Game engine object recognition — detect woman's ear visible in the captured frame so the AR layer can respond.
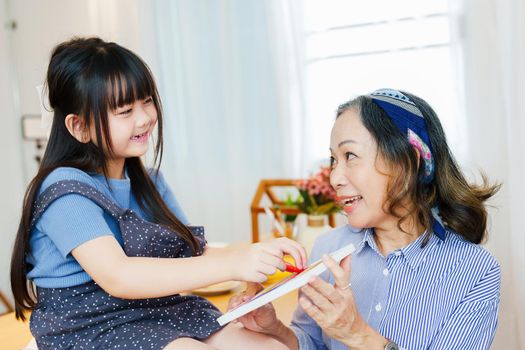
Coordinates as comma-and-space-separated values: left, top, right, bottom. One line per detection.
64, 114, 91, 143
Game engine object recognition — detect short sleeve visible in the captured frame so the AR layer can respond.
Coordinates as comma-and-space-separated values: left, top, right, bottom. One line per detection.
150, 170, 190, 225
35, 169, 115, 258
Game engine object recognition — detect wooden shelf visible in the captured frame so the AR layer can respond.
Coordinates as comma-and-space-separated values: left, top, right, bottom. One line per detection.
250, 179, 335, 242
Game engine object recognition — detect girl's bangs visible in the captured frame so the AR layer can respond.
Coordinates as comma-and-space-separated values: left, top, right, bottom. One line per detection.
105, 58, 156, 111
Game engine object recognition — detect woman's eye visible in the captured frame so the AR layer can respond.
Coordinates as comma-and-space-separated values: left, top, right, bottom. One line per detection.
329, 156, 336, 169
345, 152, 356, 160
144, 97, 153, 104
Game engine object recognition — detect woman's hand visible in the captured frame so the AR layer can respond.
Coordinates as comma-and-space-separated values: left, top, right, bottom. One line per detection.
228, 282, 299, 349
226, 237, 307, 283
227, 282, 281, 334
299, 255, 387, 349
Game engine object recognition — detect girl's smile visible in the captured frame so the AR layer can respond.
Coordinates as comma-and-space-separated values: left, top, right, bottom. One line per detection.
130, 130, 150, 144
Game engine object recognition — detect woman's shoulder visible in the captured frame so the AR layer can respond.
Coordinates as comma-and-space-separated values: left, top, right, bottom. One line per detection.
440, 231, 500, 276
432, 231, 501, 303
40, 167, 99, 194
447, 232, 498, 263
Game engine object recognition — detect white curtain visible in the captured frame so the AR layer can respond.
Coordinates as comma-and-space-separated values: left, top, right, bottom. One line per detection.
265, 0, 308, 177
450, 0, 525, 348
150, 0, 306, 243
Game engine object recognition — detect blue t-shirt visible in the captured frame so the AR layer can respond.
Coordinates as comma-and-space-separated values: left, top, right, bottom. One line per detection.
26, 167, 189, 288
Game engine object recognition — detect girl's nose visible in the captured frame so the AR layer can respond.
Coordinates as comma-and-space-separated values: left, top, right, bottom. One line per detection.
136, 108, 152, 128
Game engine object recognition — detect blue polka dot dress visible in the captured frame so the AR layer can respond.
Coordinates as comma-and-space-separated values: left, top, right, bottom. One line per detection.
29, 180, 223, 349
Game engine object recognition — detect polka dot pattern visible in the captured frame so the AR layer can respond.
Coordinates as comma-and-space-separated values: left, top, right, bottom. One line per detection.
29, 180, 223, 349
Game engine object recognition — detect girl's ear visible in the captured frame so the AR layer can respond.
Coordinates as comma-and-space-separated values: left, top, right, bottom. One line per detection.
65, 114, 91, 143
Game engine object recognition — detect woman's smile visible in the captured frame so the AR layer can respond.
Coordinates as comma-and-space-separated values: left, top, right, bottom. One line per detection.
336, 195, 363, 214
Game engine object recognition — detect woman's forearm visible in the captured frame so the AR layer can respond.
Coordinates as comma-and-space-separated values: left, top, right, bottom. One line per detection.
267, 321, 300, 350
342, 321, 388, 350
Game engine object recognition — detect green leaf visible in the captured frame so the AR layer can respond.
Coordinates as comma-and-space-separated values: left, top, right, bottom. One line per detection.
316, 202, 336, 214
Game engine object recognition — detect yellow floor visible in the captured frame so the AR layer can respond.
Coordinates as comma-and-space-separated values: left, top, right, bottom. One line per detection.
0, 288, 298, 350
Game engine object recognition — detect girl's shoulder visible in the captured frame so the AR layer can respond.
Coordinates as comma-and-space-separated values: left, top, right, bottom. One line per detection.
40, 167, 99, 194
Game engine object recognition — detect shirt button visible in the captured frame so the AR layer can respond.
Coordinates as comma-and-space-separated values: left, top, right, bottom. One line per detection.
375, 303, 382, 312
394, 250, 402, 257
383, 268, 389, 276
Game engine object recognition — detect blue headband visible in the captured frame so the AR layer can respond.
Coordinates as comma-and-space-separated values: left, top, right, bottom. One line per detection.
370, 89, 446, 240
370, 89, 434, 183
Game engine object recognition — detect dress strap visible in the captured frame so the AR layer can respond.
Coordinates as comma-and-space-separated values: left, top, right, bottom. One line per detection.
31, 180, 125, 229
31, 179, 207, 258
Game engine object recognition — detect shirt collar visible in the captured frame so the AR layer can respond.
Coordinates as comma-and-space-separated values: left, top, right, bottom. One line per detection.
400, 231, 442, 270
355, 227, 444, 271
431, 206, 446, 241
354, 228, 380, 256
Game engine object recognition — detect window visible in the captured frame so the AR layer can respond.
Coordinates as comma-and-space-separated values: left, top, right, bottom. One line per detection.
301, 0, 463, 165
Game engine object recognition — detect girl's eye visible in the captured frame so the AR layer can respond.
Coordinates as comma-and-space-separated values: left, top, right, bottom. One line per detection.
144, 97, 153, 104
117, 108, 132, 115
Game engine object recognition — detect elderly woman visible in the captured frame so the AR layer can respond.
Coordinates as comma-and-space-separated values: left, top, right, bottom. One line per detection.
231, 89, 501, 350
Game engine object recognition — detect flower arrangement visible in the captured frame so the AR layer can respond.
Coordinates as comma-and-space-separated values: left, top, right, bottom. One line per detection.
295, 166, 340, 216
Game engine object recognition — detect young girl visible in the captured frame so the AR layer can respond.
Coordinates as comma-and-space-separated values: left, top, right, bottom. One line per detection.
230, 89, 501, 349
10, 37, 306, 350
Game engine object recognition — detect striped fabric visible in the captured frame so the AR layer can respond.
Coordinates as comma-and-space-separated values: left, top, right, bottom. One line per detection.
290, 225, 500, 350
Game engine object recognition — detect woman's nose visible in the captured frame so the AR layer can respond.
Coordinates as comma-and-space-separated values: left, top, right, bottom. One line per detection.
330, 164, 347, 190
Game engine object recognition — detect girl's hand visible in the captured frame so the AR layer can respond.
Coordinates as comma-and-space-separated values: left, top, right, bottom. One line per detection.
227, 237, 307, 283
227, 282, 281, 334
299, 255, 386, 349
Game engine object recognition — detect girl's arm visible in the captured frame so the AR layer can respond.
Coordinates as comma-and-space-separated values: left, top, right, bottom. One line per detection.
72, 235, 306, 299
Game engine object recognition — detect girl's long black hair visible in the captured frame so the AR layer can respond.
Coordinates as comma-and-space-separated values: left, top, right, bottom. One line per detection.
10, 37, 201, 320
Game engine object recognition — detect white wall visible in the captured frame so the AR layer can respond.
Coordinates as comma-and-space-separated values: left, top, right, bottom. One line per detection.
0, 0, 26, 311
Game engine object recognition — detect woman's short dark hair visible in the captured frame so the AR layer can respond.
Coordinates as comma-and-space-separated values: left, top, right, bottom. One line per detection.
336, 92, 500, 244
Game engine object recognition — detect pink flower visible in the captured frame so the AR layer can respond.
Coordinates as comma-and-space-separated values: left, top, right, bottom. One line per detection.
295, 165, 340, 215
308, 183, 321, 195
295, 179, 307, 190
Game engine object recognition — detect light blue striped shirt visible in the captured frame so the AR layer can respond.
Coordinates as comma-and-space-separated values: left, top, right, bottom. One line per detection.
290, 225, 500, 349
